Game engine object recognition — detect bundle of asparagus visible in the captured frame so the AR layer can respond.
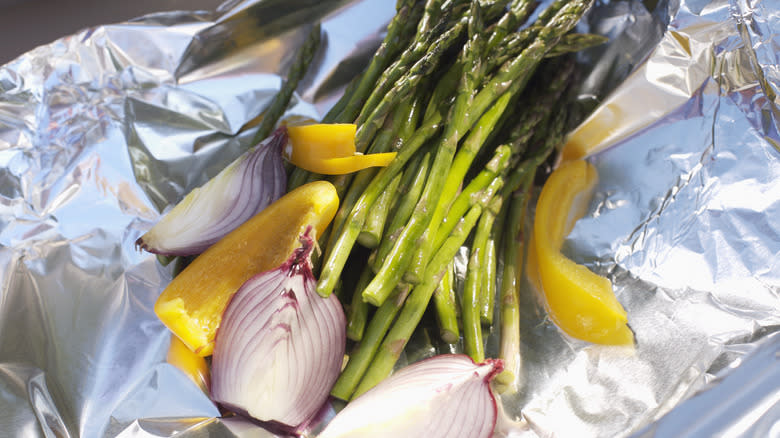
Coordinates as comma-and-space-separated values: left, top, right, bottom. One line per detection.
290, 0, 605, 401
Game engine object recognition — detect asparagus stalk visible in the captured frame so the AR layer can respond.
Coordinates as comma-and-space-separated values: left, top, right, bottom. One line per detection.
316, 98, 446, 298
546, 32, 610, 57
317, 0, 594, 299
433, 259, 459, 344
358, 172, 401, 248
333, 0, 423, 124
404, 75, 521, 284
431, 145, 512, 253
480, 221, 499, 325
352, 16, 467, 154
251, 23, 321, 145
372, 148, 432, 272
361, 2, 487, 305
287, 2, 421, 188
354, 0, 452, 129
331, 283, 412, 401
494, 172, 534, 394
346, 263, 375, 342
324, 95, 422, 264
352, 189, 497, 398
485, 0, 536, 53
404, 0, 594, 284
463, 195, 502, 362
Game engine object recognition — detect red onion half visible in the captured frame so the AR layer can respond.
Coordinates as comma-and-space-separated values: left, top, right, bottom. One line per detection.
135, 127, 288, 256
210, 228, 346, 433
318, 354, 504, 438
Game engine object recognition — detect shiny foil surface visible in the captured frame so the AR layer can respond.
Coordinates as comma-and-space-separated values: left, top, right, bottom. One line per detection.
0, 0, 777, 437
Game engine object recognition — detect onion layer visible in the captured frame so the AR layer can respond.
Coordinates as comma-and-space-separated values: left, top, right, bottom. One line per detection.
136, 127, 288, 256
318, 354, 504, 438
210, 228, 346, 433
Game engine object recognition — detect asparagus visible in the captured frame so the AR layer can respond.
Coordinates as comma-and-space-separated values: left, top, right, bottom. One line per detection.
546, 32, 610, 58
352, 189, 497, 398
251, 23, 321, 145
480, 221, 499, 325
358, 172, 401, 248
463, 195, 502, 362
352, 16, 467, 154
494, 175, 533, 394
333, 0, 423, 124
360, 2, 488, 305
354, 0, 453, 130
287, 1, 420, 188
318, 0, 594, 298
324, 95, 422, 264
431, 146, 512, 253
331, 284, 412, 401
316, 98, 446, 298
485, 0, 536, 53
372, 148, 432, 272
405, 0, 594, 285
404, 75, 522, 284
433, 259, 459, 344
346, 263, 375, 342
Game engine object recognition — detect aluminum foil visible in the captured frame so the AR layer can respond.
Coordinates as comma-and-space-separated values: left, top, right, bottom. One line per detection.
0, 0, 778, 437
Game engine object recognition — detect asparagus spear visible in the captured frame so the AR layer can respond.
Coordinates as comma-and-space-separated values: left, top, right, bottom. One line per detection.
433, 259, 459, 344
331, 284, 412, 401
431, 146, 512, 254
324, 95, 422, 264
346, 263, 375, 342
251, 23, 321, 145
287, 1, 421, 188
404, 75, 522, 284
372, 148, 432, 272
333, 0, 423, 124
318, 0, 594, 299
463, 195, 502, 362
352, 15, 468, 154
352, 186, 500, 398
358, 172, 401, 248
480, 217, 499, 325
494, 174, 533, 394
360, 1, 488, 305
316, 94, 446, 298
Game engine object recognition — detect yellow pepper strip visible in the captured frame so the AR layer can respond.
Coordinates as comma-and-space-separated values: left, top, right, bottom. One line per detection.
299, 153, 398, 175
285, 123, 397, 175
532, 160, 634, 345
166, 334, 210, 392
155, 181, 339, 356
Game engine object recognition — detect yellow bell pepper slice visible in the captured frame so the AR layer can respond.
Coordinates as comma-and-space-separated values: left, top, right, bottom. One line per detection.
532, 160, 633, 345
286, 123, 397, 175
166, 335, 210, 392
155, 181, 339, 356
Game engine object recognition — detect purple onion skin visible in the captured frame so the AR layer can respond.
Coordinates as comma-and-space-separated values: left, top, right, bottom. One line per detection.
210, 229, 346, 435
135, 127, 288, 256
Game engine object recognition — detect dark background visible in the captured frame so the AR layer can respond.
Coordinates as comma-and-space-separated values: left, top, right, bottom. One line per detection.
0, 0, 225, 65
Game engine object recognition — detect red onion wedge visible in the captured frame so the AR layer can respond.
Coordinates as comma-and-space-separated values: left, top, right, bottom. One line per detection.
318, 355, 504, 438
135, 127, 288, 256
210, 228, 346, 434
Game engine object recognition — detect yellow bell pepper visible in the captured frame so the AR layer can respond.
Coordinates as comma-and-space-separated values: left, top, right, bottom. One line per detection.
166, 335, 210, 392
286, 124, 397, 175
532, 160, 633, 345
155, 181, 339, 356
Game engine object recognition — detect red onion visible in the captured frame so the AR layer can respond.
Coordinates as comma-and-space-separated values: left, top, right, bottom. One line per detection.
210, 228, 346, 434
318, 355, 504, 438
135, 127, 287, 256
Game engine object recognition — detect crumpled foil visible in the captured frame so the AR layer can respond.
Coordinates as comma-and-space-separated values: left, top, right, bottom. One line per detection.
0, 0, 777, 437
